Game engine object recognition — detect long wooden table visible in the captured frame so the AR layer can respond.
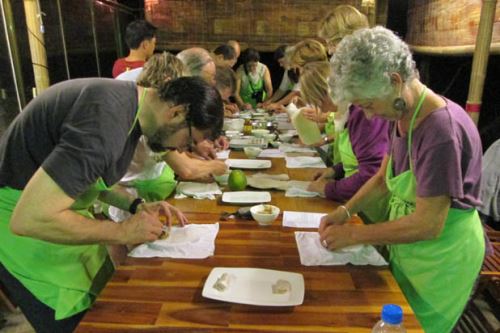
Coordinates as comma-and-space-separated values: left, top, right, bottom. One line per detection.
76, 152, 423, 332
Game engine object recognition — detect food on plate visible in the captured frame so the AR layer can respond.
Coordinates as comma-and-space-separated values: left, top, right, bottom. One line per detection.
272, 279, 291, 294
213, 273, 230, 291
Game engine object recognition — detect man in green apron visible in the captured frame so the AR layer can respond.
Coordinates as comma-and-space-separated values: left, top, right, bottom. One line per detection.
319, 27, 485, 332
0, 76, 223, 332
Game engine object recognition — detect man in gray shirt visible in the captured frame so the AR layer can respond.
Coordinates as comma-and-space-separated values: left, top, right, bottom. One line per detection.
0, 76, 222, 332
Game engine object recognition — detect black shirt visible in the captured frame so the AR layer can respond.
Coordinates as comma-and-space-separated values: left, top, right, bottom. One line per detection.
0, 78, 141, 198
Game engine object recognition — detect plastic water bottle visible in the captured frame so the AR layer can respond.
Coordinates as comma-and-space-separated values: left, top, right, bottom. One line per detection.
286, 103, 322, 145
372, 304, 406, 332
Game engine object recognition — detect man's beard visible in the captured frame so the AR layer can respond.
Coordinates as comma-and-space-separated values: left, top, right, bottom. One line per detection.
146, 123, 186, 153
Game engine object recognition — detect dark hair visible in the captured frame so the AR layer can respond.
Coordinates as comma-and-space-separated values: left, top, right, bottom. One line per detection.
242, 48, 260, 64
125, 20, 157, 49
215, 66, 236, 94
214, 45, 236, 60
274, 45, 287, 61
157, 77, 223, 140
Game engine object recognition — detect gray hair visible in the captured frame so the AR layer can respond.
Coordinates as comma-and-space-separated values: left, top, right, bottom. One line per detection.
176, 47, 214, 77
330, 26, 417, 103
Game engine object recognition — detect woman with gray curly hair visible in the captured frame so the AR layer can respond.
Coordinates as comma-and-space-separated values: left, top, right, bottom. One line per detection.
320, 26, 485, 333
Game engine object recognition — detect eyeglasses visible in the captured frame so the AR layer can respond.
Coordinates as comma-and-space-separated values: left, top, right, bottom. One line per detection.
149, 118, 194, 153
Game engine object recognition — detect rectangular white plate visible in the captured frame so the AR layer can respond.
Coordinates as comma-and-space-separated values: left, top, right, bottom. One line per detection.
222, 191, 271, 204
226, 159, 272, 169
202, 267, 304, 306
229, 138, 268, 149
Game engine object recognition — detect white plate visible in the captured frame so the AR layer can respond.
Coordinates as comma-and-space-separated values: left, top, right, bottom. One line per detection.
202, 267, 304, 306
229, 138, 268, 149
226, 159, 271, 169
222, 191, 271, 204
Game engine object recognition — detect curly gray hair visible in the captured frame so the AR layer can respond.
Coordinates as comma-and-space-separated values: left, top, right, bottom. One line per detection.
330, 26, 417, 103
176, 47, 214, 77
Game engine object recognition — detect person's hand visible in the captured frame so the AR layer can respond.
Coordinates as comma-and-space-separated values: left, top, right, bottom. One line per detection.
319, 224, 357, 250
214, 136, 229, 150
194, 140, 217, 160
256, 102, 263, 108
301, 107, 319, 122
138, 200, 189, 229
120, 210, 164, 244
272, 104, 287, 113
307, 178, 328, 196
318, 207, 350, 234
312, 169, 335, 181
211, 160, 229, 176
243, 103, 252, 110
225, 103, 239, 114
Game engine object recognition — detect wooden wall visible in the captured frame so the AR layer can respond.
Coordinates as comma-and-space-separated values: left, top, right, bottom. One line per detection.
406, 0, 500, 55
146, 0, 372, 52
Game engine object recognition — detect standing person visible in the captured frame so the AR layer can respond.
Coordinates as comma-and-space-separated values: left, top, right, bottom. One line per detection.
212, 44, 237, 68
176, 47, 217, 86
235, 48, 273, 110
320, 26, 485, 333
318, 4, 369, 56
301, 61, 390, 226
0, 76, 223, 332
112, 20, 157, 78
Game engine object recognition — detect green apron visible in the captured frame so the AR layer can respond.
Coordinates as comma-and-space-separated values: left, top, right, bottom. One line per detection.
0, 88, 147, 320
334, 125, 389, 223
132, 163, 177, 202
240, 66, 266, 108
385, 89, 485, 333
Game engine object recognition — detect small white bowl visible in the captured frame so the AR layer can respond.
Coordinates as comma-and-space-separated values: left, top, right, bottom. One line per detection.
250, 204, 280, 226
243, 147, 262, 158
262, 133, 276, 142
278, 133, 293, 143
225, 130, 242, 138
251, 129, 270, 138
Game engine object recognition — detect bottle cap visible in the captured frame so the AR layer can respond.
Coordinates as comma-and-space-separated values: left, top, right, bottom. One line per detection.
381, 304, 403, 325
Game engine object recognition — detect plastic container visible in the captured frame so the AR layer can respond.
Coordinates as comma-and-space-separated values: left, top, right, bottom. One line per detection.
286, 103, 322, 145
372, 304, 406, 332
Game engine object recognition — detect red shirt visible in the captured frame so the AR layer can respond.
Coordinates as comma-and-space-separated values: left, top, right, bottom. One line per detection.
112, 58, 145, 78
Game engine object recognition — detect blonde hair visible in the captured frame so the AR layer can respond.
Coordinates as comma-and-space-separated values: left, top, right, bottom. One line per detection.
288, 39, 327, 68
300, 61, 331, 107
137, 51, 184, 88
318, 5, 369, 42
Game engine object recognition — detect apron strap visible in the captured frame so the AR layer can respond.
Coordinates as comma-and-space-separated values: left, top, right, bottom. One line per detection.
407, 87, 427, 171
128, 87, 147, 136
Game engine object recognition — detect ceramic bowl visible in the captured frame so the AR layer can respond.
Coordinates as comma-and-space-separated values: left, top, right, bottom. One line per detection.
243, 147, 262, 158
251, 129, 270, 137
278, 133, 293, 142
263, 133, 276, 142
250, 204, 280, 226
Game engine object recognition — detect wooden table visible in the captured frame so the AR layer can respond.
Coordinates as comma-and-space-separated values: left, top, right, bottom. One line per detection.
76, 152, 423, 332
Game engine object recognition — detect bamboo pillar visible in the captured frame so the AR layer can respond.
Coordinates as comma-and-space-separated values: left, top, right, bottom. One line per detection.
466, 0, 497, 125
23, 0, 49, 95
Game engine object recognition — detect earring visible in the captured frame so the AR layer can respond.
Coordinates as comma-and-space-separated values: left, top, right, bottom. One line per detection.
393, 97, 407, 112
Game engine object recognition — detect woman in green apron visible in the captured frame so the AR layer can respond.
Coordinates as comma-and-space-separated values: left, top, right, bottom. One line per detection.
235, 48, 273, 109
319, 27, 485, 332
299, 61, 390, 224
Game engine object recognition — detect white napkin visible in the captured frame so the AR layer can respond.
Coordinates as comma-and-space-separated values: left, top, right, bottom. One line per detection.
295, 232, 388, 266
251, 173, 290, 180
216, 150, 230, 160
285, 181, 321, 197
175, 182, 222, 200
279, 143, 316, 154
129, 223, 219, 258
285, 156, 326, 169
258, 149, 286, 158
282, 211, 326, 228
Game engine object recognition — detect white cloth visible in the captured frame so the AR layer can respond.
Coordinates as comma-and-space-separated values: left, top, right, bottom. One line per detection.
247, 173, 290, 190
279, 143, 315, 154
282, 211, 326, 228
175, 182, 221, 200
115, 67, 143, 81
129, 223, 219, 258
295, 232, 388, 266
258, 149, 286, 158
285, 156, 326, 169
285, 181, 321, 197
216, 150, 230, 160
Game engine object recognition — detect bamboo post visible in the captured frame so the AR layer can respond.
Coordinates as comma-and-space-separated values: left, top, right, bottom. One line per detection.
23, 0, 49, 95
466, 0, 497, 125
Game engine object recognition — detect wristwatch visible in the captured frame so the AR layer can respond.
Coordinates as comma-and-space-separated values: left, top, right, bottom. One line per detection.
129, 197, 145, 214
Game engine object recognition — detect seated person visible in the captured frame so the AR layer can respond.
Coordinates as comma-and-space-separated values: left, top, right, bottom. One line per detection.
212, 44, 237, 68
234, 48, 273, 110
112, 20, 157, 78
